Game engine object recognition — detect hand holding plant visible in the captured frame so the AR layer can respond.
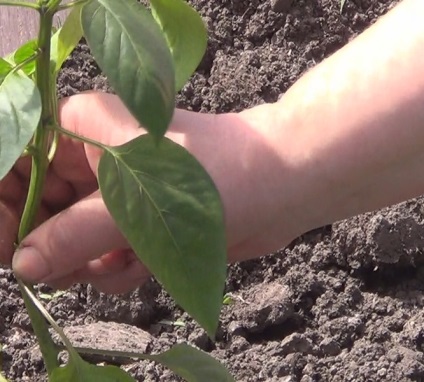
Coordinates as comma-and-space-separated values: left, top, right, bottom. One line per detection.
0, 0, 233, 380
11, 93, 151, 293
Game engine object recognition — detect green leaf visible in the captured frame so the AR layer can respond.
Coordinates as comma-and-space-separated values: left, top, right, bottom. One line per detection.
98, 136, 226, 337
222, 294, 233, 305
146, 344, 235, 382
51, 344, 234, 382
1, 39, 39, 80
51, 5, 83, 74
38, 290, 66, 301
0, 58, 12, 85
0, 73, 41, 181
150, 0, 207, 91
13, 40, 38, 76
82, 0, 175, 140
340, 0, 347, 13
50, 358, 136, 382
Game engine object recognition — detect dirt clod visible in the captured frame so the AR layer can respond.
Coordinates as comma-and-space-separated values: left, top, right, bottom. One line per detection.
270, 0, 294, 13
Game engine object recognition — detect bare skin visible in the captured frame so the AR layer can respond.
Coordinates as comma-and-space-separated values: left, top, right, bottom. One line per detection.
2, 0, 424, 293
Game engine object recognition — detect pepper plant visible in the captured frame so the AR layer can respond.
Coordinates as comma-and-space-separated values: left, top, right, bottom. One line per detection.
0, 0, 233, 380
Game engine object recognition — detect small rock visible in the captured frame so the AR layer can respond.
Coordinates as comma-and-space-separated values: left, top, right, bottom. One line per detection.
281, 333, 313, 355
377, 368, 387, 377
300, 376, 313, 382
231, 336, 250, 352
188, 329, 211, 351
271, 0, 294, 13
228, 320, 245, 336
234, 282, 294, 333
320, 338, 341, 356
86, 283, 159, 326
52, 321, 153, 365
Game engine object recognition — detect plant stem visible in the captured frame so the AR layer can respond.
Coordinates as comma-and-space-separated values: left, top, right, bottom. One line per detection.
18, 6, 55, 242
17, 3, 62, 377
18, 282, 60, 374
20, 282, 75, 353
47, 131, 59, 162
0, 0, 39, 10
47, 0, 62, 9
10, 50, 41, 76
52, 123, 110, 152
57, 0, 88, 11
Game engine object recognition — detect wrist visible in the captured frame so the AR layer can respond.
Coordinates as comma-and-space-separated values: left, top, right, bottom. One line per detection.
169, 106, 306, 262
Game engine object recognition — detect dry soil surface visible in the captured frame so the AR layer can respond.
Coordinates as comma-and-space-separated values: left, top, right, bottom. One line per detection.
5, 0, 424, 381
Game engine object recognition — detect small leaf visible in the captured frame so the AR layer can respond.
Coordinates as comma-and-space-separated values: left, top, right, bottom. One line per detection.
0, 73, 41, 181
82, 0, 175, 140
98, 136, 226, 337
159, 319, 186, 327
13, 40, 38, 76
146, 344, 235, 382
52, 343, 234, 382
38, 290, 66, 301
222, 294, 233, 305
51, 5, 83, 74
0, 58, 12, 85
150, 0, 207, 91
1, 40, 39, 79
50, 358, 136, 382
340, 0, 347, 13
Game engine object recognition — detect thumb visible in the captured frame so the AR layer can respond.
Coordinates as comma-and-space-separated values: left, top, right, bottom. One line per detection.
12, 191, 128, 284
58, 93, 144, 178
59, 92, 143, 147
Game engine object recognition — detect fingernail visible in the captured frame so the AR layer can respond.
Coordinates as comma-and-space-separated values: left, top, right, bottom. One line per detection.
13, 247, 50, 283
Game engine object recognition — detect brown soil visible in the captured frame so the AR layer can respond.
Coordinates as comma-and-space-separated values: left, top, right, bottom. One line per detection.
4, 0, 424, 381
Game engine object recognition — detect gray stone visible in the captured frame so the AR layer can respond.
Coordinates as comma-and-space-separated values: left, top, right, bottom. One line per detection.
271, 0, 294, 13
52, 321, 153, 365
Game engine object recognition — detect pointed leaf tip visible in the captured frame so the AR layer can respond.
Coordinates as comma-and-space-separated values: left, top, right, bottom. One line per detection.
98, 136, 227, 337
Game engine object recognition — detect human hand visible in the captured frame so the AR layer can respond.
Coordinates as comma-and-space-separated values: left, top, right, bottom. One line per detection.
3, 89, 307, 295
3, 92, 152, 293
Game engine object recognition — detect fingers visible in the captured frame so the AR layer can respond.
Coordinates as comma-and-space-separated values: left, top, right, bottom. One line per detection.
0, 170, 25, 205
46, 251, 151, 295
84, 249, 135, 276
12, 190, 128, 284
0, 202, 19, 265
89, 257, 150, 294
10, 93, 153, 291
42, 169, 76, 213
59, 93, 143, 146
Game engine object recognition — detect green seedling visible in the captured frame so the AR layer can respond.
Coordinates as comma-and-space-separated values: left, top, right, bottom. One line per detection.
159, 319, 187, 327
223, 293, 234, 305
0, 0, 233, 380
38, 289, 66, 301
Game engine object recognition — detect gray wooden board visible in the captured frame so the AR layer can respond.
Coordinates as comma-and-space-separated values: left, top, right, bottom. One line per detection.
0, 7, 38, 57
0, 5, 69, 57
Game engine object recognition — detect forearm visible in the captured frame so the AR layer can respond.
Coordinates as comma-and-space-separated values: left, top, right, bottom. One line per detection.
279, 0, 424, 231
170, 0, 424, 262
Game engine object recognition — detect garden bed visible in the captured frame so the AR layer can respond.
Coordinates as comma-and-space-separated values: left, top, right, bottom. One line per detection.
4, 0, 424, 381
